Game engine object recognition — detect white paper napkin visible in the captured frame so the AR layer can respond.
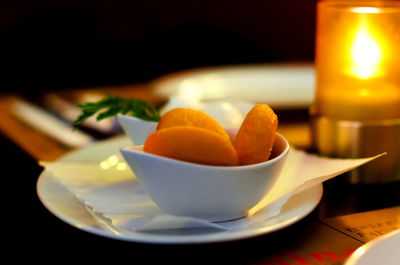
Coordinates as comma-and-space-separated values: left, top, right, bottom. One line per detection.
40, 148, 383, 232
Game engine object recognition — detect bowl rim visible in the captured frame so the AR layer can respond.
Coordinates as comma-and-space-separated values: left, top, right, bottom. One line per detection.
120, 133, 289, 171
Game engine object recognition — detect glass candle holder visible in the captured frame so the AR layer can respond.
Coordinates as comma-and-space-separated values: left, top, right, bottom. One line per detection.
311, 0, 400, 183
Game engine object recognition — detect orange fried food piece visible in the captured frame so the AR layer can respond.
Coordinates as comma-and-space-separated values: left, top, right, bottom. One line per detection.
234, 104, 278, 165
144, 126, 238, 166
157, 108, 230, 142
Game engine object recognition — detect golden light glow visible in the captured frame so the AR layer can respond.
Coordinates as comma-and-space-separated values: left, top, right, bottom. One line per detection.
316, 1, 400, 120
178, 74, 227, 100
349, 24, 382, 79
179, 79, 203, 101
247, 205, 259, 216
100, 161, 110, 170
350, 7, 381, 13
107, 155, 119, 166
359, 89, 370, 97
99, 155, 128, 171
116, 162, 128, 171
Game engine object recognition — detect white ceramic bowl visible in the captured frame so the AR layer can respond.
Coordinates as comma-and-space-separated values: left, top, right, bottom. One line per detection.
120, 133, 289, 222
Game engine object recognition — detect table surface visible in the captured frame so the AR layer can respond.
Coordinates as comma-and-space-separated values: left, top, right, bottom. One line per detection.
2, 84, 399, 264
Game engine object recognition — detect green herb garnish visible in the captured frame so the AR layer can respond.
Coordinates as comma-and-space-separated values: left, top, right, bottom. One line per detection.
73, 95, 161, 128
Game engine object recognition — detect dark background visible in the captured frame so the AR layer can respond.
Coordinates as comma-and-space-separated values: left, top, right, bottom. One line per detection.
3, 2, 400, 261
2, 0, 317, 93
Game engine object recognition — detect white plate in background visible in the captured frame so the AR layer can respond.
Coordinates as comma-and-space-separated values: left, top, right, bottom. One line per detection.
151, 63, 315, 109
345, 229, 400, 265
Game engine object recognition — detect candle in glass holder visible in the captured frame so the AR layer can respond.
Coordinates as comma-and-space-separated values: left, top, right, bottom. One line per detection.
315, 1, 400, 121
312, 1, 400, 183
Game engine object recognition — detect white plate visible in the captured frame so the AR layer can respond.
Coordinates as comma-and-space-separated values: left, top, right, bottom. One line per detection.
151, 63, 315, 109
37, 136, 323, 244
345, 229, 400, 265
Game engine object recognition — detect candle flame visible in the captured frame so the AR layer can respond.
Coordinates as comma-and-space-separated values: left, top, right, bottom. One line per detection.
350, 7, 381, 13
349, 24, 382, 79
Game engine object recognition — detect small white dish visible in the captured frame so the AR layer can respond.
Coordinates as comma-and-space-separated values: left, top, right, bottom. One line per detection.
150, 63, 315, 109
116, 115, 158, 145
120, 134, 289, 222
345, 229, 400, 265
